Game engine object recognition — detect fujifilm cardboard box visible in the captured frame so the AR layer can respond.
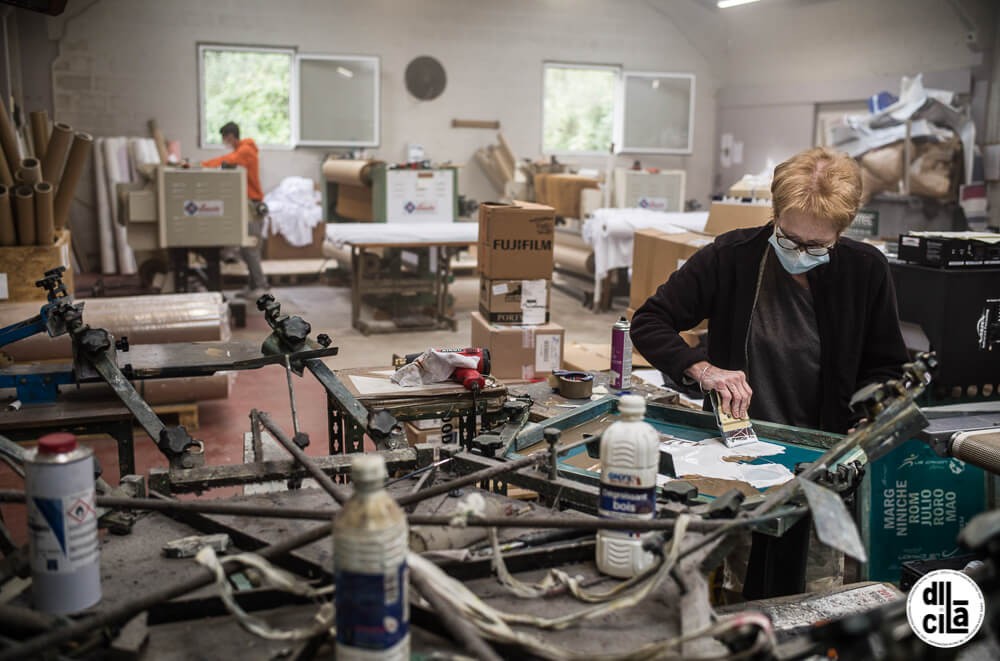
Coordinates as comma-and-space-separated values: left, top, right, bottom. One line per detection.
478, 201, 555, 279
470, 311, 564, 380
479, 277, 551, 324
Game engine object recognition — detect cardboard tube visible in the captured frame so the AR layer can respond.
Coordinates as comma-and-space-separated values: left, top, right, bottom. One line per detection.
17, 157, 42, 185
0, 184, 15, 246
0, 144, 12, 187
41, 122, 73, 185
30, 110, 49, 161
148, 119, 168, 164
34, 181, 55, 245
53, 131, 93, 230
14, 185, 35, 246
0, 101, 21, 177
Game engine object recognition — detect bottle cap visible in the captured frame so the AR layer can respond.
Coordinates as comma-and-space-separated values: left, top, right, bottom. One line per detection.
351, 453, 387, 485
38, 432, 78, 454
618, 394, 646, 417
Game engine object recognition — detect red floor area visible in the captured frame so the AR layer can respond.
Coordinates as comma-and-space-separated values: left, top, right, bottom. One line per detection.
1, 344, 341, 546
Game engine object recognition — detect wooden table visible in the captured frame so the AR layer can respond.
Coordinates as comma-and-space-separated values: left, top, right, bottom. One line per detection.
0, 398, 136, 475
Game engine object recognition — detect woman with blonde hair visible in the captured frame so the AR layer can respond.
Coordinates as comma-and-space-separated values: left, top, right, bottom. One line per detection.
631, 147, 907, 433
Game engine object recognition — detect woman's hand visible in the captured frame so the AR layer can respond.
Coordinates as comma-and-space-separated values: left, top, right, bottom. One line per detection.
686, 361, 753, 419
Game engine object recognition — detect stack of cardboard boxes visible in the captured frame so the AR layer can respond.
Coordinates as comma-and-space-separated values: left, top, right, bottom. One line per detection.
471, 202, 565, 380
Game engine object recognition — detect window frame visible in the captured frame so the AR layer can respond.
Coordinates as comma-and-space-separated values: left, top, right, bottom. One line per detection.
541, 61, 622, 157
294, 53, 381, 148
197, 42, 297, 151
615, 70, 696, 155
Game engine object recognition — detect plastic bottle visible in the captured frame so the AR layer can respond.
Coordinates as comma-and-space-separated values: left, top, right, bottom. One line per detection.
334, 454, 409, 660
597, 394, 660, 578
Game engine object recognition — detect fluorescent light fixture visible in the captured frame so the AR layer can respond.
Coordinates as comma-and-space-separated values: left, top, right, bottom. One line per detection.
718, 0, 761, 8
336, 66, 354, 78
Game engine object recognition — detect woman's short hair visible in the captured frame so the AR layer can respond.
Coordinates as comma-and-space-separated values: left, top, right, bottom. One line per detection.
771, 147, 861, 232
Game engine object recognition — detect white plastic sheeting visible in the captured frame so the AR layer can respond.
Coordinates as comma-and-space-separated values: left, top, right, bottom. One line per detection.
326, 222, 477, 247
93, 136, 160, 274
262, 176, 323, 247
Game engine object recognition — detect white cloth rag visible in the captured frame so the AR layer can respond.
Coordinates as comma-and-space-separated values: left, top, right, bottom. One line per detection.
390, 350, 480, 387
262, 176, 323, 247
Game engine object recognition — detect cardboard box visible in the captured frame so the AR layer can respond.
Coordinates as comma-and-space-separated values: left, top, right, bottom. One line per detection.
534, 173, 599, 219
470, 311, 563, 380
479, 277, 550, 324
703, 201, 772, 236
0, 229, 74, 302
477, 201, 555, 279
562, 341, 651, 372
264, 221, 326, 260
629, 229, 713, 309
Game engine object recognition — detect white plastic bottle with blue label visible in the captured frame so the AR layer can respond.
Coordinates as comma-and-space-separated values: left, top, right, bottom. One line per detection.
597, 394, 660, 578
334, 454, 409, 660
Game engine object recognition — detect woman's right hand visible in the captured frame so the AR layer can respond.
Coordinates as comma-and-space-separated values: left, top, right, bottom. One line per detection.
686, 362, 753, 419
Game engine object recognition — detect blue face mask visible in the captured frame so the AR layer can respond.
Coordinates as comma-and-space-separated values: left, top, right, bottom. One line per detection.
768, 231, 830, 274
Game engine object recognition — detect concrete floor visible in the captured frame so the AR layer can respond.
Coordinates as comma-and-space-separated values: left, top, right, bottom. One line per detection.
243, 274, 626, 368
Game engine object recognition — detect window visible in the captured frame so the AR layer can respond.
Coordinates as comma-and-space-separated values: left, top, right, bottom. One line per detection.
297, 55, 379, 147
542, 63, 618, 154
617, 72, 695, 154
542, 63, 696, 156
199, 45, 294, 148
198, 46, 381, 149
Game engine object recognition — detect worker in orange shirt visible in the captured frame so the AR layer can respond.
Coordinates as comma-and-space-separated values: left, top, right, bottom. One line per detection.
201, 122, 269, 297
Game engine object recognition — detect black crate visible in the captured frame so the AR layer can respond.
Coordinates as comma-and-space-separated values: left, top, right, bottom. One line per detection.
890, 262, 1000, 390
897, 234, 1000, 268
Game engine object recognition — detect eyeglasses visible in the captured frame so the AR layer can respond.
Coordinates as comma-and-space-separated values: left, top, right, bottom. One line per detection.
774, 228, 837, 256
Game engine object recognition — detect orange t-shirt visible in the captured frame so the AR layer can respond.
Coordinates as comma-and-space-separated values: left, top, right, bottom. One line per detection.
201, 138, 262, 201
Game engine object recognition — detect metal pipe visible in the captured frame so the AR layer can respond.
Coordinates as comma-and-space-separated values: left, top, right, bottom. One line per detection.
0, 523, 332, 661
395, 452, 539, 507
410, 567, 502, 661
0, 490, 734, 532
257, 410, 351, 505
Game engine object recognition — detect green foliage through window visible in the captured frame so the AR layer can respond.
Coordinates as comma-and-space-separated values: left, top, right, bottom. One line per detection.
543, 65, 616, 153
202, 48, 292, 147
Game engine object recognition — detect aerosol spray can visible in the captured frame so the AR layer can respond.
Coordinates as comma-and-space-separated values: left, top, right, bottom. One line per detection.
610, 316, 632, 390
597, 395, 660, 578
334, 454, 409, 660
24, 433, 101, 614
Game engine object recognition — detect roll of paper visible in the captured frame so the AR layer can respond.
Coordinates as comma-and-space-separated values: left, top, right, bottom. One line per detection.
0, 100, 21, 177
30, 110, 50, 161
0, 292, 231, 361
0, 185, 15, 246
0, 144, 12, 187
34, 181, 55, 245
321, 158, 377, 186
41, 122, 73, 185
53, 131, 93, 230
14, 185, 35, 246
17, 158, 42, 185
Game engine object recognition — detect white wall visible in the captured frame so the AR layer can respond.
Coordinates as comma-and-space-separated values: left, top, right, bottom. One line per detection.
21, 0, 720, 268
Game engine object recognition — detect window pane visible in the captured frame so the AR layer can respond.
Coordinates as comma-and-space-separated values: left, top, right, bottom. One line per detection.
299, 57, 378, 145
202, 49, 292, 146
621, 74, 693, 153
543, 65, 615, 153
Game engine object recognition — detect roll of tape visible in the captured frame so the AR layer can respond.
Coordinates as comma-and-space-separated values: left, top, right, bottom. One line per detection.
555, 370, 594, 399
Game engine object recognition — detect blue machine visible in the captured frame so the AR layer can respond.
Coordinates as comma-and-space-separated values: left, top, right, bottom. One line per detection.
0, 267, 78, 404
